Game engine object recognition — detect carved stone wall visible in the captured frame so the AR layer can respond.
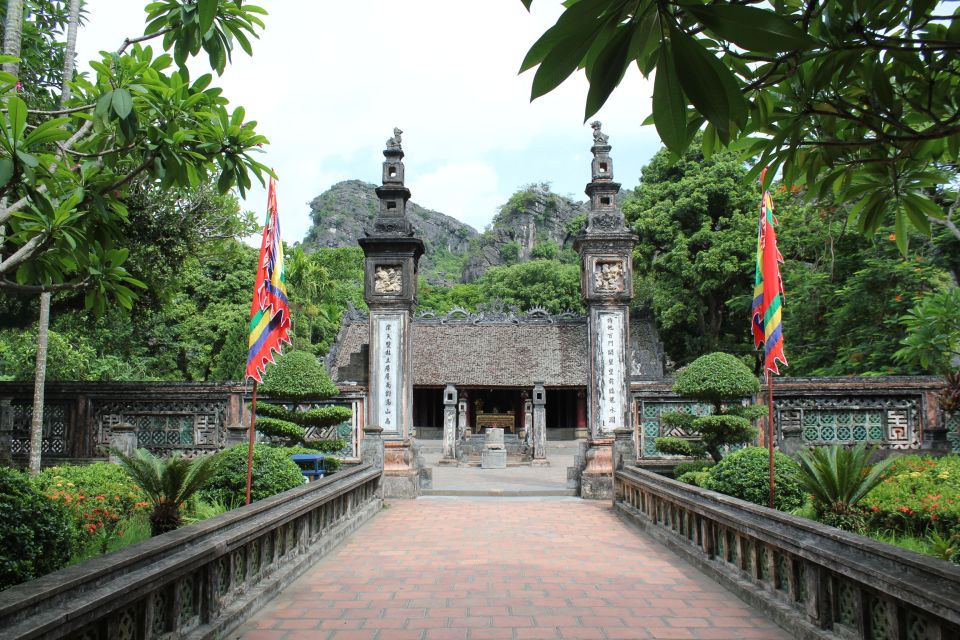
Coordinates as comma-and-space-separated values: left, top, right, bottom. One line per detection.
633, 376, 948, 460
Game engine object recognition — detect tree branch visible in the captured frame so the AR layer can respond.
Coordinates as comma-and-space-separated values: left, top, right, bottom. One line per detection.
28, 103, 95, 115
0, 233, 47, 276
0, 277, 89, 293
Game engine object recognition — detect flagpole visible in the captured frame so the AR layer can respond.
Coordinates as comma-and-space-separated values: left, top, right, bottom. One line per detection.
767, 371, 775, 509
246, 380, 259, 505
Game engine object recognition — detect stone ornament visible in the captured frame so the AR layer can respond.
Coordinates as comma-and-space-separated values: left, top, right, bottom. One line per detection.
374, 265, 403, 294
386, 127, 403, 150
594, 260, 625, 293
591, 120, 609, 146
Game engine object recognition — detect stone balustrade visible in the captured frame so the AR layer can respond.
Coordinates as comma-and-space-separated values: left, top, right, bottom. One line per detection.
614, 466, 960, 640
0, 463, 382, 640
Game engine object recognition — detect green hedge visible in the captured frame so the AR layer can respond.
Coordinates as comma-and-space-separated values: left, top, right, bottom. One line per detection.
0, 467, 74, 590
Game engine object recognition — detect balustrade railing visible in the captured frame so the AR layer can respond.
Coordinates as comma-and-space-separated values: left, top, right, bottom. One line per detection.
615, 466, 960, 640
0, 463, 382, 640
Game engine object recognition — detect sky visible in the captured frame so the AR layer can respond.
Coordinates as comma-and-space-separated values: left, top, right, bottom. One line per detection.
76, 1, 664, 242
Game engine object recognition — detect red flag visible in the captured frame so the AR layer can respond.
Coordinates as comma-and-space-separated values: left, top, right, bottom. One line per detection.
751, 170, 787, 375
245, 177, 291, 382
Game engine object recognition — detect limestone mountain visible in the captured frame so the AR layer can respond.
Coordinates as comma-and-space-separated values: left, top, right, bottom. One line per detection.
301, 180, 478, 284
460, 184, 588, 282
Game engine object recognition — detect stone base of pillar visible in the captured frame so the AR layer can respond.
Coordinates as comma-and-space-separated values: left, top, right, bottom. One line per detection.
531, 459, 550, 466
574, 427, 588, 440
580, 438, 614, 500
383, 439, 422, 498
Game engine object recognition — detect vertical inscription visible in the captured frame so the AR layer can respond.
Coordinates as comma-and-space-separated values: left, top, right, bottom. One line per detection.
598, 311, 624, 433
377, 317, 400, 433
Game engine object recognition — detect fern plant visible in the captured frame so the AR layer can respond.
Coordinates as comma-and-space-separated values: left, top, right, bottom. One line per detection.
796, 444, 894, 530
113, 449, 218, 536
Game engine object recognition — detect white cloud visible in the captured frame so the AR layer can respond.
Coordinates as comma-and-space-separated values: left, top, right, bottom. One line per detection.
76, 1, 661, 243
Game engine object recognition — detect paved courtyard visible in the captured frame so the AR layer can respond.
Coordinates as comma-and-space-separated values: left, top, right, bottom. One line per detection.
234, 498, 789, 640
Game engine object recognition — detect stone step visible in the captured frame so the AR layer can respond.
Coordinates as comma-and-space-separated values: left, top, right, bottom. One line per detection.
421, 488, 579, 497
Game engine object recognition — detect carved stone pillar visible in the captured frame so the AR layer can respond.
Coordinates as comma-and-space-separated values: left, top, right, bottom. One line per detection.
523, 395, 533, 446
440, 384, 458, 464
358, 128, 424, 498
360, 425, 384, 470
532, 383, 548, 465
575, 389, 588, 440
457, 394, 469, 441
613, 426, 635, 470
573, 122, 637, 499
108, 422, 136, 463
0, 397, 12, 466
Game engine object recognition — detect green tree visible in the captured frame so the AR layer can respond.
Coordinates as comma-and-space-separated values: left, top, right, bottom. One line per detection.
654, 352, 763, 462
519, 0, 960, 247
475, 259, 584, 314
624, 141, 756, 364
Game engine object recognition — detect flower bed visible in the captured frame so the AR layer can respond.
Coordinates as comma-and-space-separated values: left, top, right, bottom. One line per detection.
865, 455, 960, 536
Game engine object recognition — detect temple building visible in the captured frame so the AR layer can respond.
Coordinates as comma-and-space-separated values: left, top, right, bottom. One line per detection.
327, 305, 665, 441
325, 122, 660, 496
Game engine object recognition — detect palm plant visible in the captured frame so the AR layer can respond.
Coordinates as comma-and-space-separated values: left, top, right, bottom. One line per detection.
113, 449, 218, 536
796, 444, 895, 530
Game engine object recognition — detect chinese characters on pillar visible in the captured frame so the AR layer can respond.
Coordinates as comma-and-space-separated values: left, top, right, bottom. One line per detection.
377, 317, 401, 433
597, 311, 624, 433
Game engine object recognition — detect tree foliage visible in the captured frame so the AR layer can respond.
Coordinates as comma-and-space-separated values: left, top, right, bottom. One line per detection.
624, 141, 756, 361
519, 0, 960, 247
0, 0, 270, 310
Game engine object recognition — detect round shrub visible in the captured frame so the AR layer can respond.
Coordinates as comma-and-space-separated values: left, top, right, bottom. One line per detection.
0, 467, 74, 590
704, 447, 805, 511
259, 351, 338, 399
673, 460, 714, 477
677, 471, 710, 487
200, 444, 304, 504
673, 352, 760, 407
254, 415, 306, 442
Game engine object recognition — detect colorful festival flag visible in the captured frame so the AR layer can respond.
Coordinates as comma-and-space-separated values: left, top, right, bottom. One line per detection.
751, 175, 788, 375
245, 177, 291, 382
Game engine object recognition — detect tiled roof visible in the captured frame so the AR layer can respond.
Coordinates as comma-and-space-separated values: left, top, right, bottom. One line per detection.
327, 308, 663, 388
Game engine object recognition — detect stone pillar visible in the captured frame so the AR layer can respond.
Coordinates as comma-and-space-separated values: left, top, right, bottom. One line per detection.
440, 384, 458, 464
481, 427, 507, 469
360, 425, 384, 470
575, 389, 588, 440
108, 422, 136, 463
225, 423, 248, 447
523, 395, 533, 446
532, 383, 548, 465
0, 397, 12, 466
458, 394, 469, 440
574, 122, 637, 500
358, 128, 424, 498
612, 426, 635, 471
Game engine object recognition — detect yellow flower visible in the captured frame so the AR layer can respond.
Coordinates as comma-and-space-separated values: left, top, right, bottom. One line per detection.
67, 482, 75, 487
910, 472, 921, 478
938, 472, 951, 480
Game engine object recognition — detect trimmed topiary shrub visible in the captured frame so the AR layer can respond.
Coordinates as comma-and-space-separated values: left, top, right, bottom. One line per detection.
200, 444, 304, 504
0, 467, 74, 590
259, 351, 338, 399
704, 447, 805, 511
655, 352, 762, 462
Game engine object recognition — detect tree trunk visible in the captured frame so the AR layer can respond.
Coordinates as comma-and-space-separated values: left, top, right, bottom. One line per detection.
59, 0, 82, 104
28, 291, 50, 475
2, 0, 23, 77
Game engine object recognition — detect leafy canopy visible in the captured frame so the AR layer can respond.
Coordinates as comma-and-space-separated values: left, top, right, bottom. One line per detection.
519, 0, 960, 250
0, 0, 270, 312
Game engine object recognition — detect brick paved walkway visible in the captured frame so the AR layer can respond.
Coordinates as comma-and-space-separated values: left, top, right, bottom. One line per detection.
234, 498, 789, 640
